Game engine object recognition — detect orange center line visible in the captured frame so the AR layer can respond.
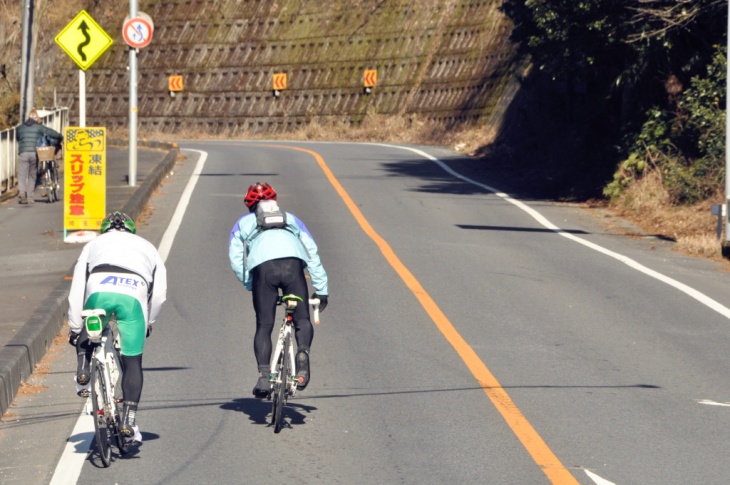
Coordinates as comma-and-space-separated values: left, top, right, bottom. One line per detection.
263, 144, 579, 484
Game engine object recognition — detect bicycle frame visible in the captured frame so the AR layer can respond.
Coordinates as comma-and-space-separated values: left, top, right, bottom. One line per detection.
269, 295, 321, 433
92, 329, 122, 409
82, 309, 127, 464
270, 298, 298, 398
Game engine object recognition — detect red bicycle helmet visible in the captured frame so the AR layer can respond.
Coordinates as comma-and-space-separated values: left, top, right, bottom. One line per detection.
244, 182, 277, 208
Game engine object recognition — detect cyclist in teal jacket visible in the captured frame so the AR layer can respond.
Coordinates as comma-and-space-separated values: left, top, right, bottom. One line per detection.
229, 182, 328, 398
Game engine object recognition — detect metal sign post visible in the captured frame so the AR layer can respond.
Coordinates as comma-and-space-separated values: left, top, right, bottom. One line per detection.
124, 5, 154, 187
128, 0, 139, 187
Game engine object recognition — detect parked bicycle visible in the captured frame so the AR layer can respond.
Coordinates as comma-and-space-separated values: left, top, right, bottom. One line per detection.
269, 294, 320, 433
82, 309, 129, 466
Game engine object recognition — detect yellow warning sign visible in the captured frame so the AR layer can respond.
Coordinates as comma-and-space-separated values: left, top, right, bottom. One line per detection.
64, 127, 107, 231
55, 10, 113, 71
169, 75, 184, 92
364, 69, 378, 88
273, 73, 287, 91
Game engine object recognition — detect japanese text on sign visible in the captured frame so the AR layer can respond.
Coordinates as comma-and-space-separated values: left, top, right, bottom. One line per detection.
64, 127, 106, 231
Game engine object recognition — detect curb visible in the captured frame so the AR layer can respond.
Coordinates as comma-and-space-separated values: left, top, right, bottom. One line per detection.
0, 142, 179, 417
0, 187, 19, 204
0, 282, 70, 416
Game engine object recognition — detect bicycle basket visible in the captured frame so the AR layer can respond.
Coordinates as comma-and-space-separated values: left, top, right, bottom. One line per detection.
36, 146, 55, 161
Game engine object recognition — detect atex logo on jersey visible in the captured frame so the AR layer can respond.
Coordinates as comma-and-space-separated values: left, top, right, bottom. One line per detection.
100, 275, 145, 290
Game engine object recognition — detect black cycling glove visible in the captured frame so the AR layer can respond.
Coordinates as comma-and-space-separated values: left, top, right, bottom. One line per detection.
313, 293, 328, 312
68, 330, 80, 347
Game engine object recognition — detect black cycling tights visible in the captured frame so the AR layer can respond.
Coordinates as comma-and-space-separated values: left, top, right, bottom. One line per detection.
251, 258, 313, 367
77, 331, 144, 406
121, 354, 143, 404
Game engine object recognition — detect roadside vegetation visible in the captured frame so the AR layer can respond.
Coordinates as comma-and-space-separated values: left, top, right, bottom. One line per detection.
498, 0, 727, 259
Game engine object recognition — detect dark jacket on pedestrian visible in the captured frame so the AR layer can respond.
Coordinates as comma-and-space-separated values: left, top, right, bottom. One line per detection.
17, 118, 63, 154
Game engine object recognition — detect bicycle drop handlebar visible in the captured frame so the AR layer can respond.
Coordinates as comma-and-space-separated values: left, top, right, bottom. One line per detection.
309, 298, 321, 325
277, 294, 321, 325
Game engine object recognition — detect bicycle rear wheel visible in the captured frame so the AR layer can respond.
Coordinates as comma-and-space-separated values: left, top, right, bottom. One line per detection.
110, 349, 128, 454
91, 360, 112, 467
272, 334, 290, 433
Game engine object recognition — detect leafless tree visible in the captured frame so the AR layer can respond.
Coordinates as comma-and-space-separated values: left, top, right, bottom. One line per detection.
625, 0, 726, 43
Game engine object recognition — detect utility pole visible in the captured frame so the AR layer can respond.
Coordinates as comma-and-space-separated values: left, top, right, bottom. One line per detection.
724, 5, 730, 257
20, 0, 35, 120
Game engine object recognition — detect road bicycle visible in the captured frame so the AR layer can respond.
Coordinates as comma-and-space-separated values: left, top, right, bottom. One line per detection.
269, 294, 320, 433
37, 156, 60, 203
82, 309, 128, 466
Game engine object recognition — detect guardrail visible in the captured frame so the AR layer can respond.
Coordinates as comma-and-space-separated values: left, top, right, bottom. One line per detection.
0, 107, 69, 197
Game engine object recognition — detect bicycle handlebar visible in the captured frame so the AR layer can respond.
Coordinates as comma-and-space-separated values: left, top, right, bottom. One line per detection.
276, 294, 322, 325
309, 298, 321, 325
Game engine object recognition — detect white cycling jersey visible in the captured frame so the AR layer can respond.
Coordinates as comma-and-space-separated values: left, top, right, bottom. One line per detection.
68, 230, 167, 333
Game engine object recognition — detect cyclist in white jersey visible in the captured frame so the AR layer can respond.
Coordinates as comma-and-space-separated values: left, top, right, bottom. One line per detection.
68, 211, 167, 443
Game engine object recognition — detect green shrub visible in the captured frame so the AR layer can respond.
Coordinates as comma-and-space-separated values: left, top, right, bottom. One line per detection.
605, 45, 726, 205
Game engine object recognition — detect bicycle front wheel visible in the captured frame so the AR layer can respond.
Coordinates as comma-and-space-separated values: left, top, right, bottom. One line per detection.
91, 360, 112, 467
40, 169, 53, 203
48, 166, 59, 202
272, 333, 290, 434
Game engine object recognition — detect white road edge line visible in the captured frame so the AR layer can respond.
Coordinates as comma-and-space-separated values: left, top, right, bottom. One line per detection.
50, 149, 208, 484
698, 399, 730, 407
376, 143, 730, 322
158, 150, 208, 262
586, 469, 618, 485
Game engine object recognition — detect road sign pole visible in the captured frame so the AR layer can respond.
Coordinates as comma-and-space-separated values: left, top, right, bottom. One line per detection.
128, 0, 138, 187
79, 70, 86, 127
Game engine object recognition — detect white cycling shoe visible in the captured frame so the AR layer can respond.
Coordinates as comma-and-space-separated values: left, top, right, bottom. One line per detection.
124, 425, 142, 443
74, 376, 90, 398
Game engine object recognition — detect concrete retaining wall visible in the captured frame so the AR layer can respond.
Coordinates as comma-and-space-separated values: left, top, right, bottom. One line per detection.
34, 0, 517, 135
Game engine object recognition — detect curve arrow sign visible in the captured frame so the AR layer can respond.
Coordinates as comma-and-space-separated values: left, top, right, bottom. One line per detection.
273, 73, 287, 91
169, 75, 183, 92
364, 69, 377, 88
54, 10, 114, 71
76, 20, 91, 61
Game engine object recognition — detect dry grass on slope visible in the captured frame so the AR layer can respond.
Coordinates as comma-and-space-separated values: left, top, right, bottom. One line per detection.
607, 170, 724, 261
120, 110, 493, 155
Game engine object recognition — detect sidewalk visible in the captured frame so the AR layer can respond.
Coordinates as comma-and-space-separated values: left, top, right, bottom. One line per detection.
0, 141, 179, 416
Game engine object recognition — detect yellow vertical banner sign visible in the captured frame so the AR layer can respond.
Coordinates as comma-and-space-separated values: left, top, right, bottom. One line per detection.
64, 127, 106, 232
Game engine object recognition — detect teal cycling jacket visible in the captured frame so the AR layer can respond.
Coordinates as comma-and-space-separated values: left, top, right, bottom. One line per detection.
228, 211, 328, 295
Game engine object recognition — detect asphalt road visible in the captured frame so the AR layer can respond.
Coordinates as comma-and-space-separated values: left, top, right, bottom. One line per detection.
3, 141, 730, 485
